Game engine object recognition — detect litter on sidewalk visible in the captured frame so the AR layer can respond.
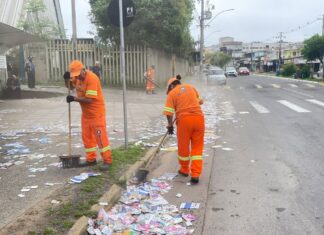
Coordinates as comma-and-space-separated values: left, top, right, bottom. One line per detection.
87, 174, 197, 234
180, 202, 200, 209
70, 172, 101, 184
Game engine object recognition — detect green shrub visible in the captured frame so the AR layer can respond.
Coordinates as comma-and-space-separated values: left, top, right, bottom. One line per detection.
282, 63, 298, 77
300, 64, 311, 78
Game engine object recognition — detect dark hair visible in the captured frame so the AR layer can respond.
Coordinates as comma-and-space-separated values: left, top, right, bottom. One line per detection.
63, 71, 70, 79
176, 74, 181, 80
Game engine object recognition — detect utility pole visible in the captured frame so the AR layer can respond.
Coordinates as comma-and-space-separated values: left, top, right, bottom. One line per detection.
119, 0, 128, 148
277, 32, 283, 72
322, 14, 324, 36
71, 0, 77, 59
322, 15, 324, 78
199, 0, 204, 72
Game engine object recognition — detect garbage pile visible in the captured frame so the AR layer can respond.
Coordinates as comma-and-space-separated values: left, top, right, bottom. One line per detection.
87, 175, 197, 235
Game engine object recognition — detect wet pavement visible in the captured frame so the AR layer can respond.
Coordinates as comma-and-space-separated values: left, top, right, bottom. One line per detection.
0, 83, 168, 229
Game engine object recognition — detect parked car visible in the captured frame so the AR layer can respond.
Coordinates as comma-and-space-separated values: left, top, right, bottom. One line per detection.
225, 67, 238, 77
207, 67, 227, 85
238, 67, 250, 76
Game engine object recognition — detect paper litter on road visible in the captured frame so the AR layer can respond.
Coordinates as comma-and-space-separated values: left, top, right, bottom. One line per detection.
211, 145, 222, 149
0, 161, 14, 169
180, 202, 200, 209
176, 193, 182, 198
159, 172, 178, 181
87, 175, 197, 234
222, 147, 233, 151
18, 194, 25, 198
160, 146, 178, 152
99, 202, 108, 206
51, 200, 60, 204
29, 167, 47, 173
45, 182, 62, 186
70, 172, 101, 184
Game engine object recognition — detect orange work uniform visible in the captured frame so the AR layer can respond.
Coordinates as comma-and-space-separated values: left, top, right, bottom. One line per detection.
163, 84, 204, 178
72, 71, 112, 164
146, 67, 155, 92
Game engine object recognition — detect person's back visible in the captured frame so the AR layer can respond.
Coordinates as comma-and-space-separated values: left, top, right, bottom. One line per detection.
167, 84, 203, 120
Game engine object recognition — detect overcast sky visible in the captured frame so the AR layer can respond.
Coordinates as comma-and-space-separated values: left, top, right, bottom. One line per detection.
60, 0, 324, 45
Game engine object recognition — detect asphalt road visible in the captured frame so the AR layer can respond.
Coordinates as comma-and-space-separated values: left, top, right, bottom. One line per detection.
201, 75, 324, 234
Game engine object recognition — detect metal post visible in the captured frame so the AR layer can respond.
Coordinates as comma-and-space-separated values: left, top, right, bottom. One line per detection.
71, 0, 77, 59
322, 14, 324, 36
199, 0, 204, 72
119, 0, 128, 148
322, 15, 324, 78
278, 32, 283, 72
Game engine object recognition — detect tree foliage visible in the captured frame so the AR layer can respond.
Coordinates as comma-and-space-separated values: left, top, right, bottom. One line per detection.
207, 52, 231, 68
302, 34, 324, 64
17, 0, 64, 39
282, 63, 297, 77
89, 0, 195, 55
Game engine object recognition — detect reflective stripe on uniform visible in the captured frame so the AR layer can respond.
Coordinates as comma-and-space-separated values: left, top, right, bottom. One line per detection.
191, 155, 203, 161
100, 145, 111, 153
178, 155, 190, 161
85, 147, 97, 152
198, 96, 203, 102
86, 90, 98, 96
164, 107, 175, 113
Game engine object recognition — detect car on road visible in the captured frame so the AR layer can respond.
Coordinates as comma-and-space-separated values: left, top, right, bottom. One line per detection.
207, 67, 226, 85
238, 67, 250, 76
225, 67, 238, 77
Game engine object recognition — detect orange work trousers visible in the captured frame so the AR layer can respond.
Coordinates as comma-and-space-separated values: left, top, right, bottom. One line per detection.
81, 115, 112, 164
177, 115, 205, 178
146, 78, 155, 92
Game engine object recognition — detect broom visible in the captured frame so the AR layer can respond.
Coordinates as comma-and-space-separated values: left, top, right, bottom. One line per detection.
59, 73, 81, 168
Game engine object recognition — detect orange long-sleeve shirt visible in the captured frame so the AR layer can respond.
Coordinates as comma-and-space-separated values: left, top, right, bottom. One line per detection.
71, 70, 105, 119
163, 84, 203, 120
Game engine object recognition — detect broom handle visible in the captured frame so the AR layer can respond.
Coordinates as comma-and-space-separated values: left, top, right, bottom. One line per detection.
145, 119, 176, 168
68, 80, 72, 156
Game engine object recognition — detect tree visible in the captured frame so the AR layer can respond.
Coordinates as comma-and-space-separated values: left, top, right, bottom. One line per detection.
208, 52, 231, 68
17, 0, 64, 39
89, 0, 194, 55
302, 34, 324, 78
282, 63, 297, 77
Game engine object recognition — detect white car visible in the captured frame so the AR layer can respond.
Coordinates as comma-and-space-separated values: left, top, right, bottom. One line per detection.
225, 67, 238, 77
207, 68, 226, 85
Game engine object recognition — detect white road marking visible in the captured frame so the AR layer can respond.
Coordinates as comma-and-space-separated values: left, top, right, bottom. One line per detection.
255, 84, 263, 89
281, 88, 314, 98
249, 101, 270, 113
305, 84, 315, 88
271, 84, 281, 88
306, 99, 324, 108
289, 84, 298, 88
277, 100, 310, 113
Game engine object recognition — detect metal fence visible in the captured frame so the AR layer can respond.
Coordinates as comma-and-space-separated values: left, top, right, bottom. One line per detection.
47, 39, 148, 86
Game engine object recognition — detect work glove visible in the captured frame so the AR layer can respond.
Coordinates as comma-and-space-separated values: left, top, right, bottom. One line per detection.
167, 126, 174, 135
66, 95, 75, 103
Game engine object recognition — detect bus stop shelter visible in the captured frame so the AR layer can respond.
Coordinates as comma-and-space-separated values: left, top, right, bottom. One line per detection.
0, 22, 42, 93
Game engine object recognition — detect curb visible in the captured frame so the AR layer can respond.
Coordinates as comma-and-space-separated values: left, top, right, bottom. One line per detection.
255, 73, 324, 85
68, 135, 168, 235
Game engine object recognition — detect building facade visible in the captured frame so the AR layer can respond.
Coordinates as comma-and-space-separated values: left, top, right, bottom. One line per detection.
0, 0, 64, 33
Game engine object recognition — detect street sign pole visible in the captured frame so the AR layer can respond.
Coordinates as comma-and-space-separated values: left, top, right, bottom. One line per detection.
118, 0, 128, 149
71, 0, 77, 59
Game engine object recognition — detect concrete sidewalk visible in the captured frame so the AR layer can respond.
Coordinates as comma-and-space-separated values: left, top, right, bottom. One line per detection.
0, 84, 167, 229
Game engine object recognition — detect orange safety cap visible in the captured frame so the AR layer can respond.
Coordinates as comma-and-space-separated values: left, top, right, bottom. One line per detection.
69, 60, 84, 77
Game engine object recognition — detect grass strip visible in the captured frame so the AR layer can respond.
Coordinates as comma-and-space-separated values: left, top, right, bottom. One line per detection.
29, 144, 145, 235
